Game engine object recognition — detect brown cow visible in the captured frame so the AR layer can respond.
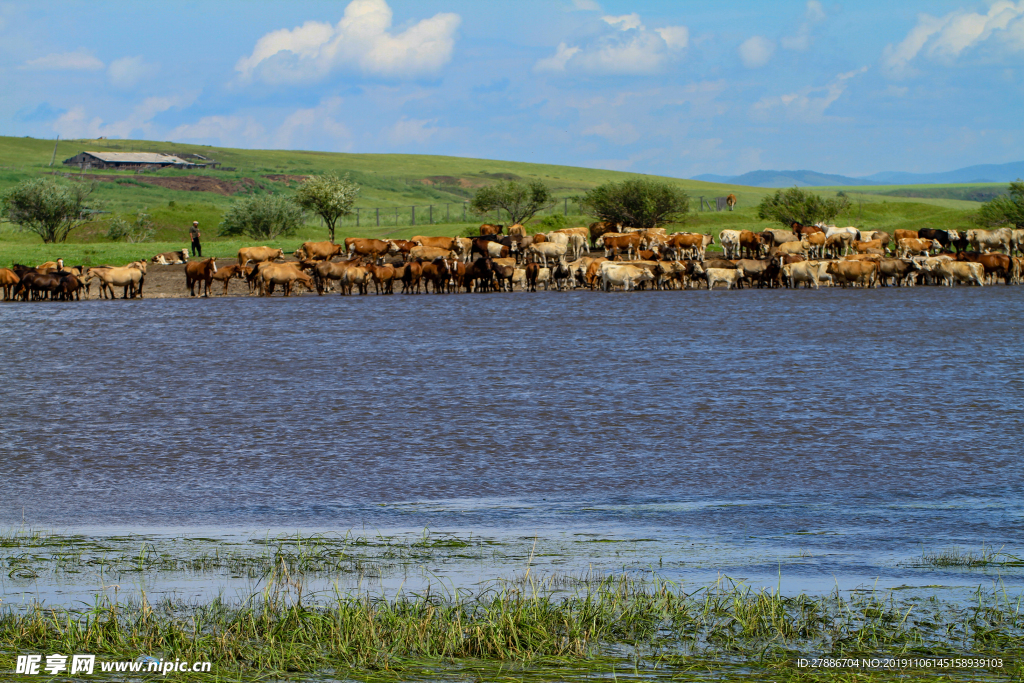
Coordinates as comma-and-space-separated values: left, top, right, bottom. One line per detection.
738, 230, 763, 258
666, 233, 713, 260
898, 238, 934, 258
238, 246, 284, 267
344, 238, 398, 261
298, 240, 345, 260
894, 229, 919, 245
957, 251, 1014, 285
410, 245, 458, 262
602, 232, 643, 260
411, 235, 462, 253
827, 260, 879, 288
583, 257, 610, 289
791, 222, 825, 236
186, 258, 218, 297
589, 221, 620, 243
391, 239, 416, 259
479, 223, 503, 235
852, 239, 884, 254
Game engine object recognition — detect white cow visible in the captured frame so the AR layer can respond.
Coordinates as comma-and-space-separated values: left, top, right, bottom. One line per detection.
719, 230, 742, 259
706, 266, 746, 290
967, 228, 1012, 254
599, 263, 653, 291
931, 260, 986, 287
524, 242, 568, 268
783, 261, 829, 289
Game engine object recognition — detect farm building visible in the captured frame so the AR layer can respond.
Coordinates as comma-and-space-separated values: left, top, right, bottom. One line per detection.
62, 151, 205, 171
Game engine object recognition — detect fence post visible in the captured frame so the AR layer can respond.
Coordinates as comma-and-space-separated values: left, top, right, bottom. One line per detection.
429, 205, 433, 224
395, 207, 398, 226
447, 204, 450, 221
564, 198, 568, 216
463, 203, 466, 220
376, 207, 379, 227
411, 206, 415, 226
356, 208, 360, 227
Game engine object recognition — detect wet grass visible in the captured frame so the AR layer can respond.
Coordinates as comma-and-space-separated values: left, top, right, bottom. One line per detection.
916, 546, 1024, 569
2, 529, 1022, 680
1, 573, 1021, 681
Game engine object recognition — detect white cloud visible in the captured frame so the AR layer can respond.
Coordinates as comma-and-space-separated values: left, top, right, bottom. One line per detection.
53, 93, 197, 139
535, 12, 689, 75
656, 26, 689, 50
603, 13, 643, 31
169, 116, 267, 146
781, 0, 826, 51
23, 50, 103, 71
738, 36, 775, 68
236, 0, 460, 84
581, 121, 639, 145
753, 67, 868, 122
107, 56, 159, 88
275, 97, 352, 151
535, 42, 581, 71
883, 2, 1024, 77
387, 117, 441, 145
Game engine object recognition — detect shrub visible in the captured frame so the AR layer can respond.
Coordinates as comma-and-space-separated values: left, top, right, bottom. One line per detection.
756, 187, 850, 227
470, 180, 553, 225
1, 177, 94, 243
219, 194, 304, 240
106, 212, 155, 243
577, 179, 689, 229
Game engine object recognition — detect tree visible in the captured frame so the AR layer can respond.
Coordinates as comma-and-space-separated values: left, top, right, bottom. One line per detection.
470, 180, 553, 225
577, 178, 689, 229
1, 177, 94, 243
756, 187, 850, 228
219, 194, 304, 241
107, 212, 155, 243
975, 179, 1024, 229
294, 173, 360, 242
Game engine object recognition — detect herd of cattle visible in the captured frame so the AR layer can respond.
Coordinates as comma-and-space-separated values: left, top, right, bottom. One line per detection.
3, 222, 1023, 301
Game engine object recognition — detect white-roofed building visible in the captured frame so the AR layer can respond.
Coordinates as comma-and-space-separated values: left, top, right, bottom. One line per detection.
63, 151, 204, 170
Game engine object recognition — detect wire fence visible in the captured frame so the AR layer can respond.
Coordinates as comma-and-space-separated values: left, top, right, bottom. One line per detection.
333, 198, 585, 228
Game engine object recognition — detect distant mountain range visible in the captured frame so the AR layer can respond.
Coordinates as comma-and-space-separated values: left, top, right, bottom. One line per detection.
693, 161, 1024, 187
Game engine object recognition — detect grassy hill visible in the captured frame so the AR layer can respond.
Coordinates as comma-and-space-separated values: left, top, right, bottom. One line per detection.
0, 135, 991, 267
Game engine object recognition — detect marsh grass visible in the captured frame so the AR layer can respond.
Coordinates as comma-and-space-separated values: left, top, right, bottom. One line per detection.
914, 545, 1024, 569
1, 572, 1021, 681
2, 530, 1022, 680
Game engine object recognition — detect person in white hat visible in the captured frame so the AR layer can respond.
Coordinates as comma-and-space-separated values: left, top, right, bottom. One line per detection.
189, 221, 202, 258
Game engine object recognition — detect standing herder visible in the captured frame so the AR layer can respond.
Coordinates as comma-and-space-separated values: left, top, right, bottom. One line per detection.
190, 221, 202, 258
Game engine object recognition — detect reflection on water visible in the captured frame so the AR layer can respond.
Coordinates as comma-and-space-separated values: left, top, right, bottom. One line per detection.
1, 287, 1022, 598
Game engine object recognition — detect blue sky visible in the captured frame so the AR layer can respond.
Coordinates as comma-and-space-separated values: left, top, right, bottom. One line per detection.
2, 0, 1022, 178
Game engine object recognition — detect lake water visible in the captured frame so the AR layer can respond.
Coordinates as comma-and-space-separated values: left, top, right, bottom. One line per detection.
2, 287, 1022, 601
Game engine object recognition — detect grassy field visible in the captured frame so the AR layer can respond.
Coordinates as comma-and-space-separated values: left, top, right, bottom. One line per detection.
0, 134, 993, 268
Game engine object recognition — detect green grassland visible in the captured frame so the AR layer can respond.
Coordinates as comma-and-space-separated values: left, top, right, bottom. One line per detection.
0, 135, 993, 267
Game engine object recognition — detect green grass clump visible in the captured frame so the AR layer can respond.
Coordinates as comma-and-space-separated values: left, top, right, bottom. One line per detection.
919, 546, 1024, 569
1, 574, 1021, 681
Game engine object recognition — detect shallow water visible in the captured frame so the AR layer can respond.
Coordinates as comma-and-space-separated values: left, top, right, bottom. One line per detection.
1, 287, 1022, 600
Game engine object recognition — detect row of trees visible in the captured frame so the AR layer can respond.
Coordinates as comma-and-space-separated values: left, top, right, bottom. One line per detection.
4, 173, 1024, 245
